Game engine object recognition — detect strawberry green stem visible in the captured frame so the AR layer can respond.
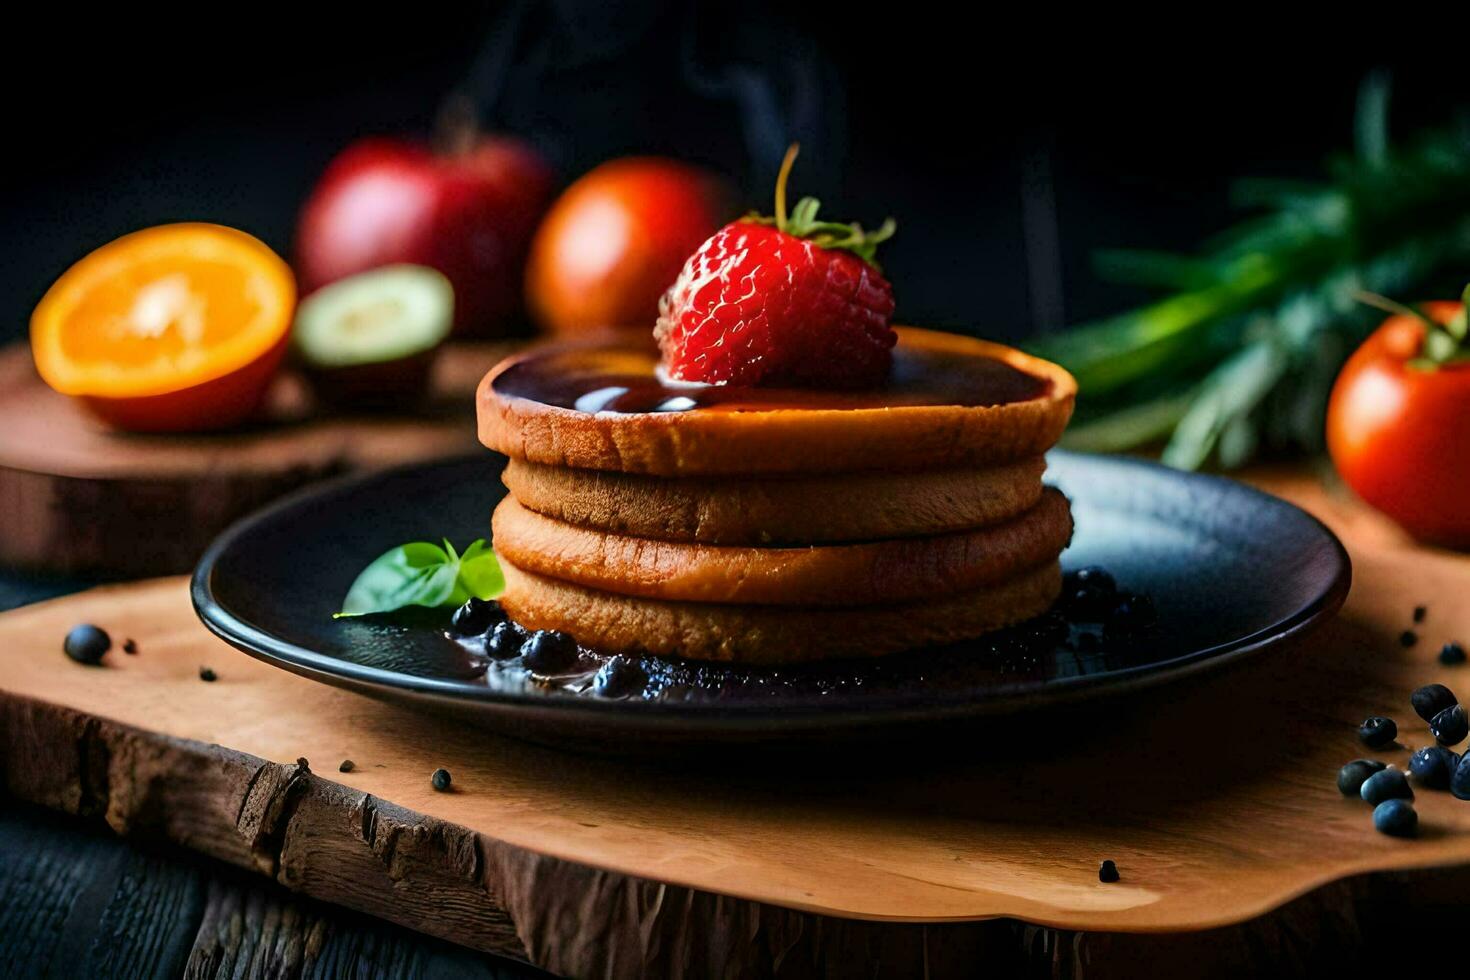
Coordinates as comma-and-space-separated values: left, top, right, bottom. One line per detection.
775, 143, 798, 231
745, 143, 896, 268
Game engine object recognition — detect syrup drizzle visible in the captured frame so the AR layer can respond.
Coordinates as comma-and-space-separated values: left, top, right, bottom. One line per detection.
493, 344, 1050, 415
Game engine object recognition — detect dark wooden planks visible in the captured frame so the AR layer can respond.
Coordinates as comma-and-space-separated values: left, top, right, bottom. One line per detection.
0, 803, 542, 980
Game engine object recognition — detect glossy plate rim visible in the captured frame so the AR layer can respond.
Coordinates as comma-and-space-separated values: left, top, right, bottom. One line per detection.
190, 452, 1352, 734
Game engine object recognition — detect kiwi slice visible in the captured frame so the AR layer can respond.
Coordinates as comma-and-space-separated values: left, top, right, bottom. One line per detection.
294, 265, 454, 409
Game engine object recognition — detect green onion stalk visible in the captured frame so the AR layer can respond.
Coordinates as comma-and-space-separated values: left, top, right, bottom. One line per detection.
1031, 75, 1470, 470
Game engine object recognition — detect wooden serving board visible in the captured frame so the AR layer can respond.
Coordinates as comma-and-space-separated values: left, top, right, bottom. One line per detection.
2, 473, 1470, 977
0, 342, 516, 578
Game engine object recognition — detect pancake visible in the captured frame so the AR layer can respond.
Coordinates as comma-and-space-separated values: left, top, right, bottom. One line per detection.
502, 456, 1047, 545
478, 326, 1076, 476
498, 559, 1063, 663
491, 488, 1072, 607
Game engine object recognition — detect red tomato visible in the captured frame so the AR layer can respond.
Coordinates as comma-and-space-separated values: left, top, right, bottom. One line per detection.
525, 158, 729, 335
1327, 301, 1470, 547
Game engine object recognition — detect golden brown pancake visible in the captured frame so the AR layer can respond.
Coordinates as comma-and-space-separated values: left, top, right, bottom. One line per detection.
498, 559, 1062, 663
478, 326, 1076, 476
491, 488, 1071, 607
501, 456, 1047, 544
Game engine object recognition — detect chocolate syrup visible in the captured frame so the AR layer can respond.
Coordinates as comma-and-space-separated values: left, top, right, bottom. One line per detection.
439, 580, 1157, 707
492, 344, 1050, 415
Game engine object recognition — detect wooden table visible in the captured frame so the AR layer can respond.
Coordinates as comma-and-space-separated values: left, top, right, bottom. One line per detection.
3, 465, 1469, 978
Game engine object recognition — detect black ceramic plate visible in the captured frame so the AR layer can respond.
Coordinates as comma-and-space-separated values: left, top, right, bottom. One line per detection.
192, 452, 1349, 749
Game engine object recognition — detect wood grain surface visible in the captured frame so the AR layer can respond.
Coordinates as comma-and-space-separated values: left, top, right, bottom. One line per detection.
2, 472, 1470, 977
0, 804, 534, 979
0, 342, 514, 577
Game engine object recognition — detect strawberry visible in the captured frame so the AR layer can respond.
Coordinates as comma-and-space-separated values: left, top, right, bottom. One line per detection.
655, 146, 896, 388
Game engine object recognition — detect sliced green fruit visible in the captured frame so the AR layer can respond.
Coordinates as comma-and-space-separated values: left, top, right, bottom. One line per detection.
294, 264, 454, 369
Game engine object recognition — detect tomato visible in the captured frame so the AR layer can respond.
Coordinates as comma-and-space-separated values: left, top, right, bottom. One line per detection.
1326, 301, 1470, 547
525, 158, 729, 335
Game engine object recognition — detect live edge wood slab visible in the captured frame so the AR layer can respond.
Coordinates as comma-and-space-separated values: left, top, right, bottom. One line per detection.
2, 471, 1470, 978
0, 342, 516, 578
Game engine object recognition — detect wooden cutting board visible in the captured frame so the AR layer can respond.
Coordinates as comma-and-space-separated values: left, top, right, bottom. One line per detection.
0, 342, 516, 578
2, 471, 1469, 978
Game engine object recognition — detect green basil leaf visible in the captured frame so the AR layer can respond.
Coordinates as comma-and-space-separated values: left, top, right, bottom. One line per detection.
457, 539, 505, 602
336, 538, 504, 618
337, 541, 457, 617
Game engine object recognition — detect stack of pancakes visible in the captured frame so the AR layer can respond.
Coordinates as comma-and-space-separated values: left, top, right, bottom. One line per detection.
478, 327, 1077, 664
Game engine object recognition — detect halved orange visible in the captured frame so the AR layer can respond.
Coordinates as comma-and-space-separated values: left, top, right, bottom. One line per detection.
31, 223, 295, 431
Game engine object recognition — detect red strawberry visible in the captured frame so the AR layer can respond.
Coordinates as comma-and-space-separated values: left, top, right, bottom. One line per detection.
655, 146, 896, 388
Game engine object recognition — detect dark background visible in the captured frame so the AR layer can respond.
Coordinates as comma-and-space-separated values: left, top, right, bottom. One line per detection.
4, 3, 1466, 346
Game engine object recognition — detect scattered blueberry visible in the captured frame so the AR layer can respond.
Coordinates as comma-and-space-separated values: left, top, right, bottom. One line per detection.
522, 630, 579, 673
198, 667, 218, 682
484, 621, 526, 659
1337, 759, 1388, 797
1106, 594, 1156, 633
1431, 704, 1469, 746
1062, 569, 1117, 619
1409, 746, 1458, 789
450, 597, 504, 637
1372, 799, 1418, 838
339, 760, 355, 773
593, 656, 648, 698
431, 768, 452, 792
1067, 567, 1117, 593
122, 638, 138, 655
1357, 716, 1397, 749
1360, 767, 1413, 805
1441, 642, 1467, 666
63, 624, 111, 665
1411, 684, 1458, 722
1413, 605, 1428, 624
1400, 630, 1419, 648
1452, 754, 1470, 800
1098, 859, 1120, 882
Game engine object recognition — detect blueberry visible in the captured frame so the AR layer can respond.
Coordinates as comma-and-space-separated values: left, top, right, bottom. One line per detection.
1106, 594, 1156, 633
1357, 716, 1397, 749
450, 597, 504, 636
522, 630, 579, 673
1337, 759, 1388, 797
1372, 799, 1418, 838
431, 768, 452, 792
1409, 746, 1458, 789
484, 621, 526, 659
1098, 859, 1120, 882
1062, 568, 1117, 619
1360, 767, 1413, 805
1400, 630, 1419, 648
1413, 605, 1428, 623
1061, 586, 1113, 620
593, 656, 647, 698
1070, 567, 1117, 594
1452, 753, 1470, 800
339, 760, 355, 773
63, 624, 110, 665
198, 667, 218, 682
1431, 704, 1469, 746
1411, 683, 1458, 722
1441, 642, 1468, 666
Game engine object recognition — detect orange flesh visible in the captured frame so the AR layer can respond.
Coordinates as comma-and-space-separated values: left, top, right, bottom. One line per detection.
32, 224, 294, 399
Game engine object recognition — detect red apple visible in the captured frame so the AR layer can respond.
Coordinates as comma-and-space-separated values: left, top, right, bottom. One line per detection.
295, 136, 554, 336
526, 158, 729, 335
